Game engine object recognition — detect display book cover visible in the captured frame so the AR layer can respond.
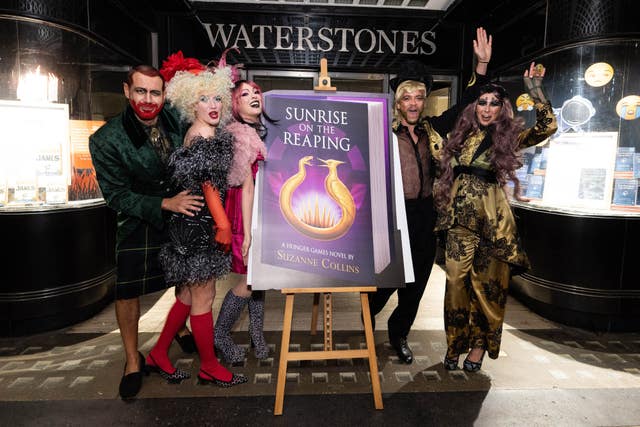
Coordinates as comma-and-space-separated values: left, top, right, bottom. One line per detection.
612, 178, 638, 206
247, 90, 406, 290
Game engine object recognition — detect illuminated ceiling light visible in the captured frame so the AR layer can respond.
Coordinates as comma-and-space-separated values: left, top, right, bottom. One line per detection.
17, 66, 58, 103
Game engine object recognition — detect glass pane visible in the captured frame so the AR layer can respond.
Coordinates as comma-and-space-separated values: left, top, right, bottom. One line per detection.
254, 76, 314, 91
501, 40, 640, 216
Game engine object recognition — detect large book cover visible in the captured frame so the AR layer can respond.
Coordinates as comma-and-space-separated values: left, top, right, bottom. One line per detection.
248, 91, 407, 290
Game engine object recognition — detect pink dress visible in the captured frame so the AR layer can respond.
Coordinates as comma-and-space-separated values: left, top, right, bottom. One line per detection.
224, 121, 267, 274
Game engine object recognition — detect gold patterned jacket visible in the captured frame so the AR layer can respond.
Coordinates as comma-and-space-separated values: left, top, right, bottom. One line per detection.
434, 101, 557, 270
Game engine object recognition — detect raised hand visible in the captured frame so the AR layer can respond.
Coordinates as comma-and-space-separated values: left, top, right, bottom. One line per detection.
473, 27, 492, 64
524, 61, 546, 79
523, 62, 547, 103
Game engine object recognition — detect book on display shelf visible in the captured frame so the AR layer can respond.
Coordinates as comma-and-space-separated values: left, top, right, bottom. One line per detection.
525, 174, 545, 199
615, 147, 635, 172
612, 178, 637, 206
577, 167, 607, 201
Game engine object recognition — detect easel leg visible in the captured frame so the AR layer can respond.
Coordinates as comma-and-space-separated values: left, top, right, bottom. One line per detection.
275, 293, 295, 415
360, 292, 383, 410
323, 293, 333, 351
310, 293, 320, 335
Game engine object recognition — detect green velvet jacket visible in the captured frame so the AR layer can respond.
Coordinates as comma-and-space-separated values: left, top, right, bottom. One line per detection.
89, 104, 184, 245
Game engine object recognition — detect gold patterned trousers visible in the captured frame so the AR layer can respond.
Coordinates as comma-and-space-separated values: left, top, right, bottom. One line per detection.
444, 226, 510, 360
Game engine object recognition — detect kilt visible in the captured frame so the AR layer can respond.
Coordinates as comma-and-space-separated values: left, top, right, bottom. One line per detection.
115, 224, 169, 299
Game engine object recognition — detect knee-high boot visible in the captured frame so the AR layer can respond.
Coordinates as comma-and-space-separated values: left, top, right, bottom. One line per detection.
248, 291, 269, 359
215, 290, 249, 363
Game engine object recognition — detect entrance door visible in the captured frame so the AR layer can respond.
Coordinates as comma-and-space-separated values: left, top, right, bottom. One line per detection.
248, 70, 456, 115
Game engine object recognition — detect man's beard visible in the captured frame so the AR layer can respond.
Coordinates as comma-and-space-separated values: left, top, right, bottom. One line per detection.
131, 100, 162, 120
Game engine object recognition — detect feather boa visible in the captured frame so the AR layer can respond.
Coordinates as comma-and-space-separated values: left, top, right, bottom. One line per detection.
168, 128, 235, 192
224, 121, 268, 187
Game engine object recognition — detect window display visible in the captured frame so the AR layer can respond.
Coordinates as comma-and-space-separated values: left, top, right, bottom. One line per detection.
501, 40, 640, 216
0, 16, 130, 211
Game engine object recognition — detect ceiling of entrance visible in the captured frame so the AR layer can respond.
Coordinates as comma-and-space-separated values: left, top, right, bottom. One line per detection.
190, 0, 457, 11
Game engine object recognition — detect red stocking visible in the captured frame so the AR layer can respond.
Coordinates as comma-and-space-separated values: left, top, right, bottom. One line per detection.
190, 311, 232, 382
147, 298, 190, 374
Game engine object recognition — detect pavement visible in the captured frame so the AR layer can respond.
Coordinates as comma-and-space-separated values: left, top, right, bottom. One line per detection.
1, 265, 640, 426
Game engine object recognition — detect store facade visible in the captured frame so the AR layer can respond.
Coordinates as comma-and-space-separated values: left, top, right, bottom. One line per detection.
1, 0, 638, 335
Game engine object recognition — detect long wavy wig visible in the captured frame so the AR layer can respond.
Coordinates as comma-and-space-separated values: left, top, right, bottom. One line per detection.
434, 84, 526, 210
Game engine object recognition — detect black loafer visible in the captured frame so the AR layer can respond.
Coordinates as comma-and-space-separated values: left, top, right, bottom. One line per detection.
391, 337, 413, 364
174, 333, 197, 354
119, 351, 146, 399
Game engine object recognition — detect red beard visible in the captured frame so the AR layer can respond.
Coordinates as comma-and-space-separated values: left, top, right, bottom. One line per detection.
130, 100, 161, 120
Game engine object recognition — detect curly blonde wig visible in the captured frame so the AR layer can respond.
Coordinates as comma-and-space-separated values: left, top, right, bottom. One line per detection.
393, 80, 428, 123
165, 66, 234, 125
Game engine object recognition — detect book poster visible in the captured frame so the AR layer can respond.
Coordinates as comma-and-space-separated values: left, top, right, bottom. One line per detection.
248, 91, 407, 290
69, 120, 104, 201
543, 132, 618, 209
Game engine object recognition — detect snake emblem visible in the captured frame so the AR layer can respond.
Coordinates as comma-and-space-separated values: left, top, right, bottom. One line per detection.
279, 156, 356, 241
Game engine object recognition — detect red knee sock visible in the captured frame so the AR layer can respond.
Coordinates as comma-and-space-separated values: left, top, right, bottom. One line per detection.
147, 298, 191, 373
190, 311, 232, 382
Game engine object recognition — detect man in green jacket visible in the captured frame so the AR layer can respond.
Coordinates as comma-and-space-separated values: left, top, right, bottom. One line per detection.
89, 65, 203, 399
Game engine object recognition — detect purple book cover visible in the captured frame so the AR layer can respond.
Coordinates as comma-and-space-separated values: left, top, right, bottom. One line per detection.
260, 95, 375, 283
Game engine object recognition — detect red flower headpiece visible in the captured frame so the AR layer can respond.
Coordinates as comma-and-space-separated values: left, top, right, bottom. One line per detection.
207, 47, 244, 83
160, 51, 206, 82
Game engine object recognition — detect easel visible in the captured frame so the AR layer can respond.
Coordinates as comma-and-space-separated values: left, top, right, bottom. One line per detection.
274, 59, 382, 415
274, 287, 383, 415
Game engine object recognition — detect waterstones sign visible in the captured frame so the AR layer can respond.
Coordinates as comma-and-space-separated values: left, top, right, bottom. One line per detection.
193, 9, 462, 70
202, 23, 438, 56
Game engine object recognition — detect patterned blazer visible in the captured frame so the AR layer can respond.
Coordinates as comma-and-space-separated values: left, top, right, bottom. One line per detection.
89, 104, 184, 246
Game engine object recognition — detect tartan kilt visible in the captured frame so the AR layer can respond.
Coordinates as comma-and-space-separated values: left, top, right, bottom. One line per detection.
115, 224, 169, 299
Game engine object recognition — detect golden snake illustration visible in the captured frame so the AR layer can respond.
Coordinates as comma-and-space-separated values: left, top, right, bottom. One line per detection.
279, 156, 356, 241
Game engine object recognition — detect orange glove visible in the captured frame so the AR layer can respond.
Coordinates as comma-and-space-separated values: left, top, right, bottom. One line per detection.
202, 181, 231, 252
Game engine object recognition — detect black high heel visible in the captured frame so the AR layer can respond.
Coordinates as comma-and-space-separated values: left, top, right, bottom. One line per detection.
197, 369, 248, 388
443, 355, 460, 371
145, 354, 191, 384
463, 350, 485, 373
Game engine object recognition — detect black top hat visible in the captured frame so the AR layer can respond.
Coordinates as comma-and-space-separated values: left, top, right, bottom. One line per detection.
389, 59, 434, 93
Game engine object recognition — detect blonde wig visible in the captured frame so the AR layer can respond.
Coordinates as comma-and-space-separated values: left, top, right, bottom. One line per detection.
165, 66, 234, 125
393, 80, 428, 123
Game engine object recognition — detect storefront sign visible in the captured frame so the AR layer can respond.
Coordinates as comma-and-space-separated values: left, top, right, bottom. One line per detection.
202, 23, 437, 56
193, 7, 462, 71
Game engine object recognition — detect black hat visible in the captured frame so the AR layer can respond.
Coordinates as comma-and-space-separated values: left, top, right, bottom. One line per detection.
389, 59, 434, 94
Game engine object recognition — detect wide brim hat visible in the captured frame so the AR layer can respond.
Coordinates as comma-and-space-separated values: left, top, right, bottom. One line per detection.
389, 59, 434, 94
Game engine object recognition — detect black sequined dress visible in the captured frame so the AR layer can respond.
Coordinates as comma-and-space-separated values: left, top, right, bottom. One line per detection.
159, 130, 234, 286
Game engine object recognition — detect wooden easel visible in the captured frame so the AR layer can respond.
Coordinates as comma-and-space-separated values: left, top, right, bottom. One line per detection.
309, 56, 335, 339
274, 60, 382, 415
314, 57, 337, 91
274, 287, 383, 415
